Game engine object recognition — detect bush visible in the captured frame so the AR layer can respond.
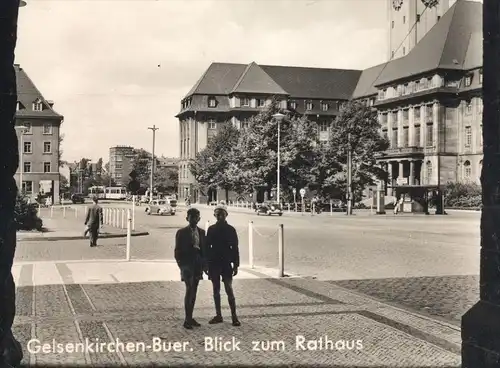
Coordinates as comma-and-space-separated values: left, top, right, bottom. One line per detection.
444, 182, 482, 209
14, 194, 43, 231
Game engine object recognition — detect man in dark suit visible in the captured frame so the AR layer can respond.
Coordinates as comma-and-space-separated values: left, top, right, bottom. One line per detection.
175, 207, 206, 329
206, 205, 240, 326
84, 196, 103, 247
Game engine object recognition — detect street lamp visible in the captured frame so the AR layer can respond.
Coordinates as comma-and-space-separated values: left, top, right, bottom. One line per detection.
15, 125, 27, 193
272, 113, 285, 204
147, 125, 159, 202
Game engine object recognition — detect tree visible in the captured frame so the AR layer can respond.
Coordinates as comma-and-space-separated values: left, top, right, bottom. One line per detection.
225, 102, 320, 200
59, 175, 69, 196
154, 166, 178, 193
189, 123, 240, 199
58, 134, 65, 167
96, 157, 103, 175
315, 100, 389, 201
131, 148, 155, 187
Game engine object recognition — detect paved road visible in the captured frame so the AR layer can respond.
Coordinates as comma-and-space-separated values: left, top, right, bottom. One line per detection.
28, 203, 480, 325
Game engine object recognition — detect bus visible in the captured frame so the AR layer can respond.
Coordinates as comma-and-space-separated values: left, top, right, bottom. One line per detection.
104, 186, 127, 200
88, 186, 106, 199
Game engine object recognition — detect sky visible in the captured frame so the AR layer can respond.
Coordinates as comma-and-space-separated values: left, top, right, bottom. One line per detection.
15, 0, 394, 164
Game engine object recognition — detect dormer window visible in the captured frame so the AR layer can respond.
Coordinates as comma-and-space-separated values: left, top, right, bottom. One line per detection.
242, 98, 250, 107
306, 101, 313, 110
289, 101, 297, 109
208, 97, 216, 108
465, 75, 472, 87
257, 99, 265, 107
321, 102, 329, 111
16, 101, 21, 111
33, 100, 43, 111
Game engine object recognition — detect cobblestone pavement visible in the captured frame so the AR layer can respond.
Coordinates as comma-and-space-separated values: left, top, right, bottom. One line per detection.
12, 271, 461, 367
330, 275, 479, 326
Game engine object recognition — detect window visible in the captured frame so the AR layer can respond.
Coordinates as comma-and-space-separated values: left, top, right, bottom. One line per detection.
208, 97, 216, 108
397, 85, 402, 96
426, 161, 432, 182
306, 101, 313, 110
382, 129, 388, 141
463, 161, 471, 179
43, 123, 52, 135
242, 98, 250, 107
43, 141, 52, 153
32, 101, 43, 111
23, 162, 31, 173
403, 109, 409, 121
414, 125, 421, 146
321, 103, 329, 111
22, 123, 32, 134
318, 122, 329, 132
289, 101, 297, 109
414, 107, 421, 119
465, 75, 472, 87
43, 162, 51, 173
257, 99, 265, 107
391, 128, 398, 148
465, 126, 472, 147
208, 120, 216, 130
426, 105, 433, 122
415, 80, 420, 91
23, 141, 32, 153
22, 181, 32, 194
426, 124, 433, 147
403, 127, 409, 147
466, 101, 472, 114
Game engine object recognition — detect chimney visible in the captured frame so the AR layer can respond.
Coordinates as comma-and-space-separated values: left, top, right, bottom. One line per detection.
47, 100, 54, 108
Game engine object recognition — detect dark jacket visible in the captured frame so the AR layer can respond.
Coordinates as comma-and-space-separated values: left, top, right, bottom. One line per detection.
85, 204, 103, 227
175, 226, 206, 268
206, 221, 239, 267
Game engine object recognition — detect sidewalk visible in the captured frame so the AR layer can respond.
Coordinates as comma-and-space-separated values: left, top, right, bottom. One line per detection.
11, 259, 461, 367
17, 217, 149, 242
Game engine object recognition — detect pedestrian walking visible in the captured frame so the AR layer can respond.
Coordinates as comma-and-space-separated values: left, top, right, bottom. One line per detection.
174, 208, 206, 329
394, 196, 404, 215
206, 205, 241, 326
84, 196, 103, 247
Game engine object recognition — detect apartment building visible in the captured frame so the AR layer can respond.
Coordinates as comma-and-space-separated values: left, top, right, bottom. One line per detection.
109, 146, 135, 186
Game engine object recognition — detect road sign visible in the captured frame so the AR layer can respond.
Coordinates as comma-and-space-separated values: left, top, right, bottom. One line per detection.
300, 188, 306, 197
396, 177, 408, 185
292, 188, 296, 194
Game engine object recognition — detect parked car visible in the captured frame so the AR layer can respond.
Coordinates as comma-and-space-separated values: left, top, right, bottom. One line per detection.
71, 193, 85, 204
256, 201, 283, 216
145, 199, 176, 216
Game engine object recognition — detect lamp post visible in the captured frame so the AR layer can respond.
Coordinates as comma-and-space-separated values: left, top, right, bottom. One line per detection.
15, 125, 27, 193
272, 113, 285, 204
147, 125, 159, 202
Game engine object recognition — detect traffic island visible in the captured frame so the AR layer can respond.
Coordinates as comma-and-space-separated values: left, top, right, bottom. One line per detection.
17, 229, 149, 242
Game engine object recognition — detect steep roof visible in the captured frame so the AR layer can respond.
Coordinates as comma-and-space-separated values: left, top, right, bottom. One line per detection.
261, 65, 361, 99
184, 63, 247, 97
15, 65, 63, 119
351, 62, 387, 99
231, 62, 288, 95
374, 0, 482, 86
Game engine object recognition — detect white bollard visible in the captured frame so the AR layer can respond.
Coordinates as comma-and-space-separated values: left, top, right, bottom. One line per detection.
38, 204, 41, 215
278, 224, 284, 277
126, 209, 131, 261
121, 209, 125, 229
311, 204, 315, 216
50, 206, 53, 218
113, 209, 117, 228
132, 195, 136, 231
330, 200, 333, 216
287, 203, 290, 213
63, 206, 66, 218
249, 221, 254, 269
75, 207, 78, 218
105, 209, 109, 225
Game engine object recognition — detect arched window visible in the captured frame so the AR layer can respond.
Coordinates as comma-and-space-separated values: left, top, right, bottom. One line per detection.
426, 161, 432, 183
464, 160, 471, 179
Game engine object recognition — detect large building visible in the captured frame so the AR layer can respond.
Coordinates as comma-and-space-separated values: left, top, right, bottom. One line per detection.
14, 65, 64, 203
109, 146, 135, 186
176, 0, 482, 203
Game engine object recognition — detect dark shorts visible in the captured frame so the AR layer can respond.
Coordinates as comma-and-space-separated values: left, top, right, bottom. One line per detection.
208, 263, 233, 282
180, 264, 203, 283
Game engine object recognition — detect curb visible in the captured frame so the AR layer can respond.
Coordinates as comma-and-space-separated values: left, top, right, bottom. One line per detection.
17, 231, 150, 242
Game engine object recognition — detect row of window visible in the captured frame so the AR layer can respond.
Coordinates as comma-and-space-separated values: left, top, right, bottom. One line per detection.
206, 97, 346, 112
16, 99, 45, 112
18, 122, 53, 135
21, 162, 52, 173
22, 141, 53, 154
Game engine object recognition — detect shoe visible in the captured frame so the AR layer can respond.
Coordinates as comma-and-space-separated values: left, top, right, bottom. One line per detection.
190, 319, 201, 327
232, 318, 241, 327
208, 316, 223, 324
183, 321, 193, 329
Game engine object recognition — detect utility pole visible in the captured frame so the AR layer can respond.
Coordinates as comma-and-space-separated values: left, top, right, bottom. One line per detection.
347, 132, 353, 215
148, 125, 159, 202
